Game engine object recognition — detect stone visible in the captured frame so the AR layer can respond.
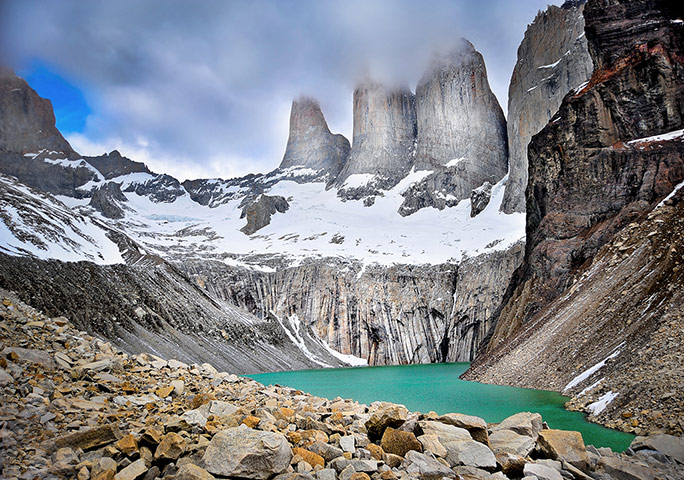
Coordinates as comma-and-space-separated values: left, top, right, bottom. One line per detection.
292, 448, 325, 469
240, 195, 290, 235
436, 413, 489, 445
171, 380, 185, 395
495, 452, 526, 476
418, 420, 472, 443
537, 430, 589, 470
53, 424, 122, 451
92, 457, 118, 480
349, 474, 370, 480
155, 385, 174, 398
488, 429, 536, 457
380, 427, 422, 457
402, 450, 454, 479
365, 403, 408, 441
171, 464, 216, 480
366, 443, 384, 461
0, 367, 13, 385
470, 182, 492, 217
598, 456, 662, 480
417, 434, 447, 458
630, 434, 684, 463
442, 439, 496, 470
491, 412, 543, 438
339, 435, 355, 453
115, 434, 139, 455
316, 469, 336, 480
2, 346, 56, 368
154, 432, 186, 461
523, 463, 563, 480
114, 459, 147, 480
349, 459, 377, 473
202, 426, 291, 479
308, 442, 344, 463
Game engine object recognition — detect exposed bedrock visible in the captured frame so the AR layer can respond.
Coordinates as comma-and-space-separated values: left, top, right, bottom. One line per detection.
279, 97, 350, 179
179, 242, 524, 365
500, 1, 593, 214
466, 0, 684, 434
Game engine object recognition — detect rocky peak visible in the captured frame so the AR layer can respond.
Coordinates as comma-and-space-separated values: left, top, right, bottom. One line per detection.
0, 69, 75, 157
500, 1, 593, 214
334, 80, 416, 187
279, 96, 350, 179
85, 150, 151, 180
415, 39, 507, 173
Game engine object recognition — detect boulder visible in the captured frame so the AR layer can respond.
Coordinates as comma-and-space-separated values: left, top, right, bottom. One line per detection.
442, 439, 497, 470
491, 412, 543, 437
53, 424, 122, 451
170, 464, 216, 480
436, 413, 489, 445
495, 452, 526, 476
202, 426, 291, 479
308, 441, 344, 462
537, 429, 588, 470
365, 404, 408, 441
402, 450, 454, 479
292, 447, 325, 468
417, 434, 447, 458
630, 434, 684, 464
154, 432, 187, 461
380, 427, 422, 457
114, 459, 147, 480
489, 429, 536, 457
523, 463, 562, 480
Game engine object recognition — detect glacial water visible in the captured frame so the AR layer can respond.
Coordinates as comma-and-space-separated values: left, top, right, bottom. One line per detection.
249, 362, 634, 452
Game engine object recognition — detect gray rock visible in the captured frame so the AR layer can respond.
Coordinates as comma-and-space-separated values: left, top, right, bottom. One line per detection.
202, 426, 291, 479
489, 429, 536, 457
492, 412, 544, 438
436, 412, 489, 445
3, 346, 56, 368
279, 97, 350, 179
114, 458, 148, 480
0, 367, 13, 386
442, 439, 496, 470
501, 1, 592, 213
89, 182, 128, 219
470, 181, 492, 217
418, 420, 472, 443
630, 434, 684, 464
335, 80, 416, 189
417, 434, 447, 458
315, 469, 337, 480
365, 403, 408, 441
402, 450, 454, 479
169, 464, 216, 480
339, 435, 355, 453
523, 463, 562, 480
309, 442, 344, 463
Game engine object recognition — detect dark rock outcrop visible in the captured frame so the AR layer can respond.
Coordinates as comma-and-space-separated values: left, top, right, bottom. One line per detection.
240, 194, 290, 235
85, 150, 151, 180
466, 0, 684, 434
501, 1, 593, 213
279, 97, 350, 179
89, 182, 128, 219
123, 173, 187, 203
470, 182, 492, 218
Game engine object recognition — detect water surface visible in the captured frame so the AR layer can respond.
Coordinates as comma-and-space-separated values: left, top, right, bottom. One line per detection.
250, 362, 634, 452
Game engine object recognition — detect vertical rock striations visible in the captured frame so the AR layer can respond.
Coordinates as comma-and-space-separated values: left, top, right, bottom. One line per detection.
501, 1, 593, 214
279, 97, 350, 179
335, 81, 416, 195
400, 40, 508, 216
466, 0, 684, 433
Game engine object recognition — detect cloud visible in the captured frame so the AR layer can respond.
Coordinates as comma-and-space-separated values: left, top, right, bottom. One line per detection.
2, 0, 559, 181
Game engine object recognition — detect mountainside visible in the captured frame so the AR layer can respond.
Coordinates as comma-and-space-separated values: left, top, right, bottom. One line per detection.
0, 36, 525, 373
500, 0, 593, 214
466, 0, 684, 436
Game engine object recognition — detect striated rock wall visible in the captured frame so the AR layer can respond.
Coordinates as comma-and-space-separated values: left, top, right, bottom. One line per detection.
335, 81, 416, 187
180, 242, 523, 365
467, 0, 684, 434
501, 1, 593, 214
279, 97, 350, 179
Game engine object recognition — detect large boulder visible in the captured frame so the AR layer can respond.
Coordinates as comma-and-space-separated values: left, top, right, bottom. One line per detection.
537, 429, 589, 470
491, 412, 543, 437
488, 429, 536, 457
202, 426, 292, 479
365, 403, 408, 441
630, 434, 684, 464
436, 413, 489, 445
380, 427, 422, 457
401, 450, 454, 479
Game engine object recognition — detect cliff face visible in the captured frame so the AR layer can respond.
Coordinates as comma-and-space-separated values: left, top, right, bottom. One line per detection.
399, 40, 508, 217
180, 241, 524, 365
334, 81, 416, 193
500, 1, 593, 214
466, 0, 684, 435
279, 97, 350, 179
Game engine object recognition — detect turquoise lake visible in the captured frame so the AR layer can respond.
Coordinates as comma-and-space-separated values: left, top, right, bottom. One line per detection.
249, 362, 634, 452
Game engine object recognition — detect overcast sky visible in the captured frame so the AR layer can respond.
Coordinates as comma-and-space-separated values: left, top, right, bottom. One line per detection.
1, 0, 560, 181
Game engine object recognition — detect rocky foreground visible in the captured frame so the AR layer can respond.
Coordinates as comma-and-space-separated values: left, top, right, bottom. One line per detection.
1, 290, 683, 480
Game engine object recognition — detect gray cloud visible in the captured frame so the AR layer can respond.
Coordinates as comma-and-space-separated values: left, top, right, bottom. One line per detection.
2, 0, 559, 180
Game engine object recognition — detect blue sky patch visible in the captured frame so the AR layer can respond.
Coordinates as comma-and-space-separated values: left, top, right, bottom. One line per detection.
18, 60, 91, 134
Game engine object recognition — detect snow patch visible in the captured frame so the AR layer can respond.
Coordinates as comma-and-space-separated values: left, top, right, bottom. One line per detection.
342, 174, 376, 189
445, 157, 465, 168
627, 128, 684, 146
657, 180, 684, 209
564, 345, 623, 392
588, 391, 618, 415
